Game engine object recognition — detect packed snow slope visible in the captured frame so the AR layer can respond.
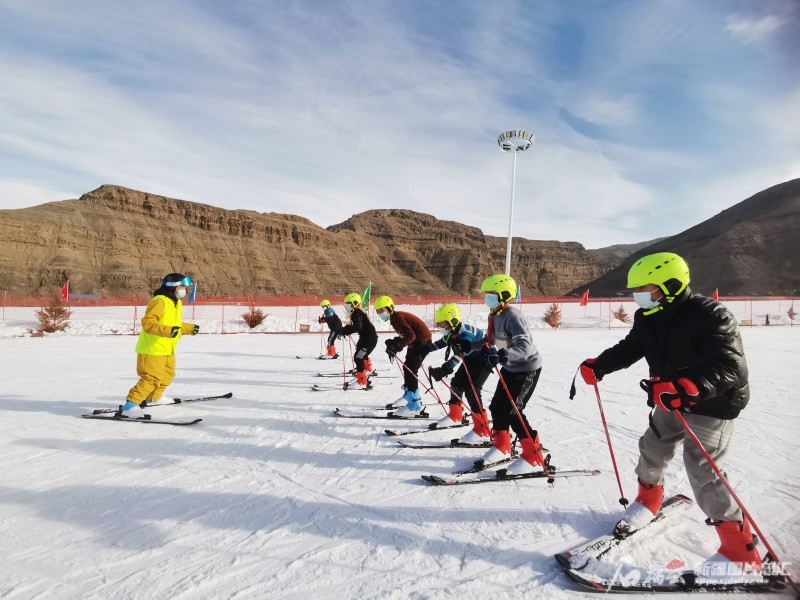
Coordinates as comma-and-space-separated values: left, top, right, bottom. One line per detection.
1, 327, 798, 599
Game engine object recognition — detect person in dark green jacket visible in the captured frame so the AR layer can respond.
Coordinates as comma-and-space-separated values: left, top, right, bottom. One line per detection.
119, 273, 199, 417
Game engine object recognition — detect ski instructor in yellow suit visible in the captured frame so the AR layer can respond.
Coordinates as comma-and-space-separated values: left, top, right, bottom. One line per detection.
119, 273, 199, 417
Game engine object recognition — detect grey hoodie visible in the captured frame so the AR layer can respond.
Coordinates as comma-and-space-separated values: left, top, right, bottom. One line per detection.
489, 305, 542, 373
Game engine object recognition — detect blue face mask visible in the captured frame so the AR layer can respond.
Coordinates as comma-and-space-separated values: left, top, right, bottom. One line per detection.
485, 293, 501, 309
176, 289, 187, 299
344, 303, 354, 313
633, 291, 659, 310
378, 311, 390, 321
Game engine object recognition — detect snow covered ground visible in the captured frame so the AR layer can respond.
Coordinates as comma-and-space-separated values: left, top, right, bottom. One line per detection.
1, 323, 798, 599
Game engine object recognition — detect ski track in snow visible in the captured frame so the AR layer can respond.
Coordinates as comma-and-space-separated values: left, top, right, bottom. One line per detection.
0, 328, 797, 599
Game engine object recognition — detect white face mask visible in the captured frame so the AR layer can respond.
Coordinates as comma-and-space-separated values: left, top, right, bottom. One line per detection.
378, 311, 390, 321
485, 293, 501, 309
344, 303, 353, 313
633, 290, 660, 310
176, 289, 187, 299
438, 326, 450, 336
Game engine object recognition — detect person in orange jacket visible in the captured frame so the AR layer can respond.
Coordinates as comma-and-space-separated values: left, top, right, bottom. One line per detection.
119, 273, 199, 417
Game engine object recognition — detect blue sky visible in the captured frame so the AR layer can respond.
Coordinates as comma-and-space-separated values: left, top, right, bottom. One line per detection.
0, 0, 798, 248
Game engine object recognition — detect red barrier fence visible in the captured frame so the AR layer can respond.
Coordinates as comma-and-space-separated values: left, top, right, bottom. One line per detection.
1, 294, 796, 337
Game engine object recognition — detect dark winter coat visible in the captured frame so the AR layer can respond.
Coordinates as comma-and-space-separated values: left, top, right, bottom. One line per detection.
340, 308, 378, 347
388, 311, 432, 348
319, 307, 343, 334
592, 289, 749, 420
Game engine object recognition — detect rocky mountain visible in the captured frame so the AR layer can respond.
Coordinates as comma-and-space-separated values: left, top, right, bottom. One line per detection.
0, 185, 617, 298
573, 179, 800, 296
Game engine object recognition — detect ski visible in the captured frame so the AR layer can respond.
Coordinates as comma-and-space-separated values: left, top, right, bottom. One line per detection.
452, 454, 520, 475
384, 420, 469, 436
554, 494, 694, 570
91, 392, 232, 415
316, 370, 389, 378
296, 355, 339, 360
383, 401, 437, 410
311, 383, 373, 392
82, 414, 202, 426
422, 468, 600, 486
397, 438, 491, 449
334, 407, 432, 420
564, 565, 785, 594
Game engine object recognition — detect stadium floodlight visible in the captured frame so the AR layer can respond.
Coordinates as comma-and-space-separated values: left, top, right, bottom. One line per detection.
497, 130, 535, 276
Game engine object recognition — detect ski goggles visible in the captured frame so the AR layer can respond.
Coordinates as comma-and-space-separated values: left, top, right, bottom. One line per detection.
163, 276, 193, 287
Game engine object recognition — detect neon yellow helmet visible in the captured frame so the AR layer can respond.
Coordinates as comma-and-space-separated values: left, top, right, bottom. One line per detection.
320, 299, 331, 309
434, 304, 461, 328
343, 292, 361, 308
481, 274, 517, 303
374, 295, 394, 312
627, 252, 690, 299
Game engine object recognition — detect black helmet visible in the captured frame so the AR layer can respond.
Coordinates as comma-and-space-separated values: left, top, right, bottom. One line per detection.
162, 273, 192, 287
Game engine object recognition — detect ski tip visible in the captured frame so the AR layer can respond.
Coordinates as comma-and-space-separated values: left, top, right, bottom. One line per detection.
384, 429, 398, 436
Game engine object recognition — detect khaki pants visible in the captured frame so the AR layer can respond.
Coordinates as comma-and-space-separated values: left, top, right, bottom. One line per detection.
636, 409, 741, 522
127, 354, 176, 404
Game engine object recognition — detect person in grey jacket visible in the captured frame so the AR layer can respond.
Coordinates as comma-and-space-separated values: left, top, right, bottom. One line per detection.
461, 274, 546, 475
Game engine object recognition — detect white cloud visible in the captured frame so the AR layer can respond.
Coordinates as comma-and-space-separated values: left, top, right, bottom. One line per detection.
726, 14, 784, 45
0, 1, 797, 252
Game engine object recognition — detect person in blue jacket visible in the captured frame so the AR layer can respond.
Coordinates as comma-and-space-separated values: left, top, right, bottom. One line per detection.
318, 299, 343, 358
426, 304, 493, 439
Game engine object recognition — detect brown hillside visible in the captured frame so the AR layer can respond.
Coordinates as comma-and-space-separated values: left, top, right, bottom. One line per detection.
573, 179, 800, 296
0, 185, 616, 298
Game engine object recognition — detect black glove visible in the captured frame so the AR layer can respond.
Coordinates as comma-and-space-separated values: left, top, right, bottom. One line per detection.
318, 316, 326, 324
429, 362, 454, 381
191, 324, 200, 335
385, 338, 404, 359
451, 338, 475, 355
170, 326, 181, 338
482, 346, 508, 369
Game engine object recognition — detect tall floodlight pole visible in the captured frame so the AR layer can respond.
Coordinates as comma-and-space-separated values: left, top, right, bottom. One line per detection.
497, 130, 535, 275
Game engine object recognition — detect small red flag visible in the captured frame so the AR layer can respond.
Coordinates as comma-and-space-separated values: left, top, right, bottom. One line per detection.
60, 280, 69, 302
580, 289, 589, 306
712, 288, 719, 302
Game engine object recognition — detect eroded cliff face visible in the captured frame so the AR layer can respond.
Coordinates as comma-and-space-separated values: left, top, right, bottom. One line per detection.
329, 209, 612, 295
576, 179, 800, 296
0, 185, 615, 297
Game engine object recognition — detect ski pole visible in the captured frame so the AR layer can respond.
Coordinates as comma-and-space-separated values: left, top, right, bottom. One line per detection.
569, 367, 628, 506
458, 351, 492, 439
340, 336, 348, 384
422, 367, 450, 416
392, 353, 433, 396
427, 364, 480, 420
592, 382, 628, 507
675, 411, 797, 594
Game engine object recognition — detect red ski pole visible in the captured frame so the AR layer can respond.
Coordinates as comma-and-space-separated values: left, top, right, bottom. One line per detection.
675, 411, 797, 594
592, 382, 628, 507
493, 364, 554, 482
